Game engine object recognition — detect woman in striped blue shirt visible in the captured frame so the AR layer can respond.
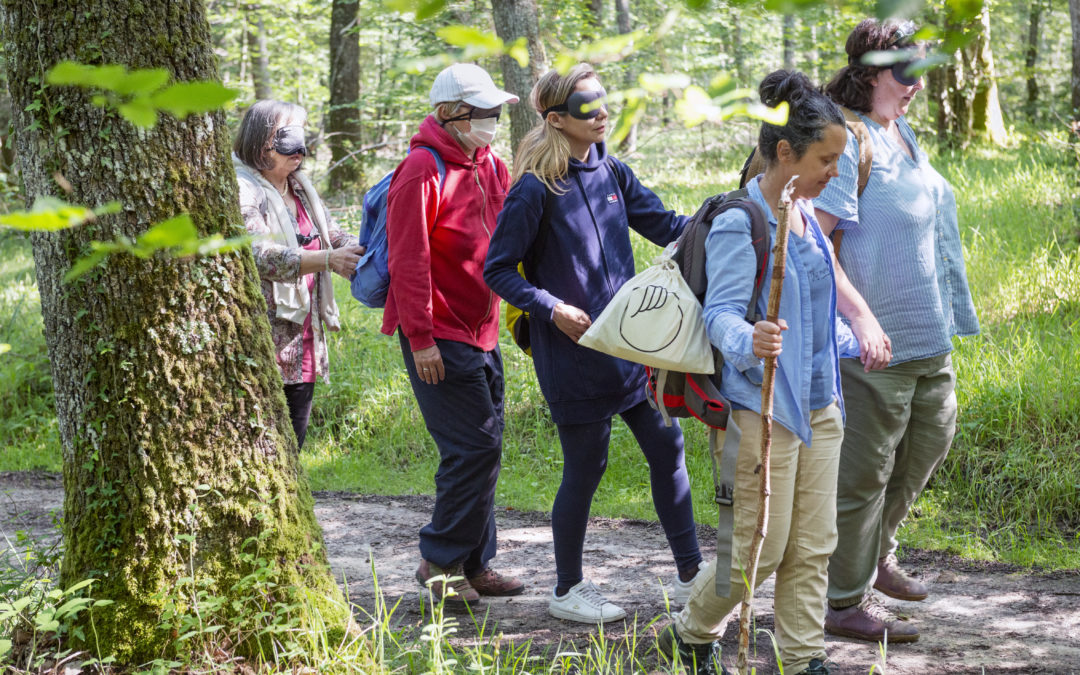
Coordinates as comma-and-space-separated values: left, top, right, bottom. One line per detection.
815, 18, 980, 645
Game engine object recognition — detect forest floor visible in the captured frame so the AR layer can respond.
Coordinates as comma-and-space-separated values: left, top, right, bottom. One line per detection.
3, 471, 1079, 674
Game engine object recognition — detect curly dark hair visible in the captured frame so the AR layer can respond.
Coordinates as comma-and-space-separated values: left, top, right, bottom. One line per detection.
823, 18, 915, 113
757, 70, 844, 165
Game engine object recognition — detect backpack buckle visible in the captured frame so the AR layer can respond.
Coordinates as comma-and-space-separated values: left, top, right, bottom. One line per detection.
715, 483, 734, 507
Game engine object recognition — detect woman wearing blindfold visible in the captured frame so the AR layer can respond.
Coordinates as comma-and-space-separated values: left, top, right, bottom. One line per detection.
485, 63, 702, 624
233, 100, 364, 449
815, 19, 979, 644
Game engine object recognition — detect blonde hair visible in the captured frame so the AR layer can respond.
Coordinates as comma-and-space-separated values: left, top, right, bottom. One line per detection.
513, 63, 598, 194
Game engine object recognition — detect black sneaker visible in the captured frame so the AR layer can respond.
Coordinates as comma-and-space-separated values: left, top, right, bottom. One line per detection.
657, 626, 729, 675
795, 658, 830, 675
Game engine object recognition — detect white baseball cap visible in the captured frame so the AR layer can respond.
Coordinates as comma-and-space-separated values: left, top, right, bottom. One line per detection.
429, 63, 520, 108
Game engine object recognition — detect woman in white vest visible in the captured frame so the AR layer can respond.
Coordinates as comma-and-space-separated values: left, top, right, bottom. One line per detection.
234, 100, 364, 448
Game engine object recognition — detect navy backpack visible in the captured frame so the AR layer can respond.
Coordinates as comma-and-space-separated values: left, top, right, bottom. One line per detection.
351, 146, 446, 308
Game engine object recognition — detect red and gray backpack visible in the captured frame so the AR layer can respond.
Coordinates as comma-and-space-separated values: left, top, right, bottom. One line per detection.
645, 187, 769, 431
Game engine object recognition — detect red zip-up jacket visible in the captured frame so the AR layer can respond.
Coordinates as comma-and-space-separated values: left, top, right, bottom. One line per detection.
381, 115, 510, 352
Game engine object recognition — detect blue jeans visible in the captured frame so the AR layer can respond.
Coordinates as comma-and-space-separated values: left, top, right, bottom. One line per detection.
399, 332, 505, 575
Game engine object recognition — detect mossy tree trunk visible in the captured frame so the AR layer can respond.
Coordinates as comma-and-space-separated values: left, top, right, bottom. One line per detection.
0, 0, 347, 662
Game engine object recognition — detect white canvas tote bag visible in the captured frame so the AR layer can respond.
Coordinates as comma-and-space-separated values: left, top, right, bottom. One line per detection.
579, 251, 714, 374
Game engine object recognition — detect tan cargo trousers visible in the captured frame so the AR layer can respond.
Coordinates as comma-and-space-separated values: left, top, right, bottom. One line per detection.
675, 402, 844, 674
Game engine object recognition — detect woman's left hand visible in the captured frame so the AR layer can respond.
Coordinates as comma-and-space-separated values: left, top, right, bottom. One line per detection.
850, 314, 892, 371
328, 244, 365, 278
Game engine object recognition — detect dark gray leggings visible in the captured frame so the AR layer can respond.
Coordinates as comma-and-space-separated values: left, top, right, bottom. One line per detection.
552, 399, 702, 589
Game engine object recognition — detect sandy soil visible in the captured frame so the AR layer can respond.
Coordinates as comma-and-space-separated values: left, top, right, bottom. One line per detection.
2, 471, 1078, 674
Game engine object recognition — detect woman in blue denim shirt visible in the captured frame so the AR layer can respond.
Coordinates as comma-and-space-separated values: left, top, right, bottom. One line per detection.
662, 71, 888, 675
816, 19, 980, 645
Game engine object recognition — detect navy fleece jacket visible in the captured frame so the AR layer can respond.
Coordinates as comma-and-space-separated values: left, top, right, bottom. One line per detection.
484, 143, 689, 424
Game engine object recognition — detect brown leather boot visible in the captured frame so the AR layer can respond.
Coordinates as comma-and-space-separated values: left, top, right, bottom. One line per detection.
825, 594, 920, 643
468, 567, 525, 596
415, 560, 480, 603
874, 553, 929, 601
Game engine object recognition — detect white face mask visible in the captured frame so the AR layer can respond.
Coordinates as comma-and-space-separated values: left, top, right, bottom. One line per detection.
464, 117, 498, 148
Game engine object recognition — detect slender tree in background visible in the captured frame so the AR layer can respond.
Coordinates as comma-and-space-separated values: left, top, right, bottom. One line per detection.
492, 0, 546, 158
328, 0, 362, 192
584, 0, 603, 40
245, 3, 273, 99
969, 7, 1007, 144
782, 14, 796, 70
1025, 0, 1045, 120
0, 0, 347, 660
731, 7, 749, 86
615, 0, 638, 152
1071, 0, 1080, 123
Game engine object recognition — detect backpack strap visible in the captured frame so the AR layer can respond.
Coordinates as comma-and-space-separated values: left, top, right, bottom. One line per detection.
839, 106, 872, 197
416, 145, 447, 192
710, 416, 742, 598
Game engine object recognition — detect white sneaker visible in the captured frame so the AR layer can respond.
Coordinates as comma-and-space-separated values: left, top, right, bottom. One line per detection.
668, 574, 696, 605
548, 580, 627, 623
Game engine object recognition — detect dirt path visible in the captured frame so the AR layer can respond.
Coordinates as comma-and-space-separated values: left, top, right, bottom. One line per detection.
2, 472, 1078, 674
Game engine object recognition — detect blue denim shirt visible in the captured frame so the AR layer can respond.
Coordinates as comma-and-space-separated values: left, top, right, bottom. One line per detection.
702, 177, 858, 446
815, 115, 980, 364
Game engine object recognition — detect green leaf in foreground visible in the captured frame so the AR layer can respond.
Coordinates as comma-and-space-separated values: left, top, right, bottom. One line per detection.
0, 197, 120, 232
151, 82, 238, 119
136, 214, 198, 252
384, 0, 446, 20
118, 99, 158, 128
64, 212, 254, 282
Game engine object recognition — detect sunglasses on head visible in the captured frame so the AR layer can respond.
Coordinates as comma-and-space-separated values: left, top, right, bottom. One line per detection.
888, 20, 917, 48
543, 88, 607, 120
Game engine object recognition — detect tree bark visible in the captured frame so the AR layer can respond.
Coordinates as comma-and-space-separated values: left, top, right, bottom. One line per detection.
969, 7, 1007, 145
491, 0, 546, 160
0, 0, 346, 662
328, 0, 362, 192
1026, 0, 1044, 121
245, 4, 272, 100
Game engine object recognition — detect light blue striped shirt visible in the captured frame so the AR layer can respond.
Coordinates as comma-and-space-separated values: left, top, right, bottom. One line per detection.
815, 114, 979, 364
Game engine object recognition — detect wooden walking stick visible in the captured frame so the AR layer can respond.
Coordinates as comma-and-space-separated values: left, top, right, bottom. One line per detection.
735, 177, 797, 675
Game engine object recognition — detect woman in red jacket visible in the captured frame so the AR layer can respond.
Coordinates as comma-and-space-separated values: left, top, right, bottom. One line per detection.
382, 63, 522, 605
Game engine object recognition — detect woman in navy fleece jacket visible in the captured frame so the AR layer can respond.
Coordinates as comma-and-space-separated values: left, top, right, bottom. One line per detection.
484, 64, 702, 624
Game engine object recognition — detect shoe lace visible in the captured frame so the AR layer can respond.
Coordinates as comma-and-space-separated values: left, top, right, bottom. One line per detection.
574, 581, 610, 608
859, 593, 900, 624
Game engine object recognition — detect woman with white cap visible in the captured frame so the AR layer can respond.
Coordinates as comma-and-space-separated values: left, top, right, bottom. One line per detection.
381, 63, 523, 605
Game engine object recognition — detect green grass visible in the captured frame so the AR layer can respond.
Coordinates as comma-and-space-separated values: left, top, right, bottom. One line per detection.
0, 233, 61, 473
2, 129, 1078, 569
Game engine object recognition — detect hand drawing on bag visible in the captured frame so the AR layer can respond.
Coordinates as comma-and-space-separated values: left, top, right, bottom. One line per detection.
619, 284, 684, 354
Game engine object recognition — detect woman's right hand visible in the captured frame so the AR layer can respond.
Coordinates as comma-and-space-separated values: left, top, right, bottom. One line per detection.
553, 303, 592, 343
412, 345, 445, 384
752, 319, 788, 358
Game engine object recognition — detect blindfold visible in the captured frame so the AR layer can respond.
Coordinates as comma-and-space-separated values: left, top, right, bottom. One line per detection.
273, 125, 307, 156
543, 88, 607, 120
